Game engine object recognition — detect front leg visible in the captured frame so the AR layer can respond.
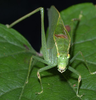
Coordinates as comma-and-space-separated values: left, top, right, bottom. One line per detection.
37, 65, 56, 94
68, 66, 82, 98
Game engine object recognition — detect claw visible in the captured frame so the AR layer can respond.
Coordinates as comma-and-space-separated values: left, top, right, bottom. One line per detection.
36, 90, 43, 95
90, 71, 96, 75
37, 90, 43, 94
77, 94, 83, 98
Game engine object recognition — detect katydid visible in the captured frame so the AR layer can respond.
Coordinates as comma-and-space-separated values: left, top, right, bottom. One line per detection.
7, 6, 96, 98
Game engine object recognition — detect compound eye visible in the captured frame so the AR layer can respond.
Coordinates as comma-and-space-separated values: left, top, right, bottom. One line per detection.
67, 54, 70, 58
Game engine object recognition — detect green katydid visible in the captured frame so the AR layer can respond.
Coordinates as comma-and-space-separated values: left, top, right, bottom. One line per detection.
7, 6, 96, 98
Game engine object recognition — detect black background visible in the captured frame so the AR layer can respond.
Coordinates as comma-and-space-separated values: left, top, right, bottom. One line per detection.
0, 0, 96, 52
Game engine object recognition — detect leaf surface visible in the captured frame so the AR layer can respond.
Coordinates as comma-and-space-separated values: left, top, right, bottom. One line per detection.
0, 3, 96, 100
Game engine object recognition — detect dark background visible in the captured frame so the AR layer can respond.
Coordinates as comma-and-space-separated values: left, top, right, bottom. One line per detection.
0, 0, 96, 52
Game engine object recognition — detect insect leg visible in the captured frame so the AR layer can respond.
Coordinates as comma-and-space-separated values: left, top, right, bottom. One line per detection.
68, 66, 82, 98
70, 51, 96, 74
26, 55, 49, 84
26, 56, 33, 84
7, 7, 49, 61
70, 13, 83, 56
37, 65, 56, 94
25, 55, 55, 94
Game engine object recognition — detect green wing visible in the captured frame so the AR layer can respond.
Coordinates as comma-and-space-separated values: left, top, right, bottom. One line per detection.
46, 6, 60, 65
53, 15, 71, 56
47, 6, 59, 49
47, 6, 71, 65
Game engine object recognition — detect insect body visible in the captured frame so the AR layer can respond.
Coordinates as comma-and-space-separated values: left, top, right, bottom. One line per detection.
53, 18, 71, 73
45, 6, 71, 73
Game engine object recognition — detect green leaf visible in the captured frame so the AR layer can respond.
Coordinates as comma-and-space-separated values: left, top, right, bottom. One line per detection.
0, 3, 96, 100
